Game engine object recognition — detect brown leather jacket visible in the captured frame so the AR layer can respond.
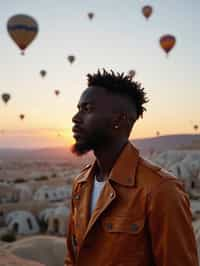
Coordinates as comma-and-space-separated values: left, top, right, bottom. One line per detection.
65, 142, 198, 266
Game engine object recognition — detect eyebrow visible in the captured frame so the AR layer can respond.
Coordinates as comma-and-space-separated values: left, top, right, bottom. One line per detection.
77, 102, 94, 108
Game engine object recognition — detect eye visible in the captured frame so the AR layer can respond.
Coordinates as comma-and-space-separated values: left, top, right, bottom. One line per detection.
77, 103, 94, 113
84, 104, 93, 112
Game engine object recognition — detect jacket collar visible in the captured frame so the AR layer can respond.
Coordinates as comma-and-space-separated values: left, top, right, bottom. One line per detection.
76, 141, 140, 187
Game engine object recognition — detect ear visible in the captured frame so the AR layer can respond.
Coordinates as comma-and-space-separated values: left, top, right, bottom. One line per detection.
112, 112, 128, 129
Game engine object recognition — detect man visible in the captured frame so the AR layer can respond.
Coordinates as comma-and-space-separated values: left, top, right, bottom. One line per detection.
65, 69, 198, 266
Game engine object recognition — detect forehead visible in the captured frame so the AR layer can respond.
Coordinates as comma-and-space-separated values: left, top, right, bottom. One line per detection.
78, 86, 112, 106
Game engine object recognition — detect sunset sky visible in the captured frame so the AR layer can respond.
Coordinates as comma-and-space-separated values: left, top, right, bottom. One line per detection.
0, 0, 200, 148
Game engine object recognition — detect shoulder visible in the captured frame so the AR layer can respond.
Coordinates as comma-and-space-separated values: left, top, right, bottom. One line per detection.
75, 163, 91, 179
137, 157, 184, 192
71, 163, 92, 189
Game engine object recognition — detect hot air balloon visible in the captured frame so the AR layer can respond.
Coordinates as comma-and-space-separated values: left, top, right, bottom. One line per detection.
7, 14, 38, 55
40, 70, 46, 78
54, 90, 60, 96
194, 124, 199, 131
142, 5, 153, 20
160, 35, 176, 56
156, 131, 160, 137
0, 130, 5, 135
68, 55, 75, 64
128, 70, 136, 79
88, 12, 94, 20
2, 93, 11, 104
19, 114, 25, 120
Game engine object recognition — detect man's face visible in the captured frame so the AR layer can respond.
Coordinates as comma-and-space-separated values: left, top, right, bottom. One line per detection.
71, 86, 116, 155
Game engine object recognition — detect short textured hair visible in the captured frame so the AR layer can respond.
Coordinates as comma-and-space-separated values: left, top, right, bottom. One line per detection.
87, 69, 149, 119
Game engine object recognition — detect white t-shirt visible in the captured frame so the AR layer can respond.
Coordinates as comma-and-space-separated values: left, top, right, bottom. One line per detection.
90, 176, 106, 215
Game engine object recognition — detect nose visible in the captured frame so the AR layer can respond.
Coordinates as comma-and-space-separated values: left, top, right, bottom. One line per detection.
72, 111, 82, 124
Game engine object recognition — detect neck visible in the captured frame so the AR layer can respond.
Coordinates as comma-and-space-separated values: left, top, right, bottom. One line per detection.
93, 138, 128, 181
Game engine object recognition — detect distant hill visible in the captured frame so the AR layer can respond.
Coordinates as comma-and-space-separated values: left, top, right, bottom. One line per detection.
0, 134, 199, 160
133, 134, 200, 155
0, 147, 92, 165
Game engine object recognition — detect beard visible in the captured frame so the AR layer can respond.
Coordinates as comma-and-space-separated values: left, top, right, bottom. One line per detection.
70, 141, 92, 156
70, 130, 111, 156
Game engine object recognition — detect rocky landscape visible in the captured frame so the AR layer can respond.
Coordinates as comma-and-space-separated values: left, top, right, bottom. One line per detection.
0, 140, 200, 265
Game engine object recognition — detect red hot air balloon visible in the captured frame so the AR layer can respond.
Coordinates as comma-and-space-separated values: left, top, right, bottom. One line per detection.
142, 5, 153, 20
19, 114, 25, 120
160, 34, 176, 56
67, 55, 75, 64
2, 93, 11, 104
7, 14, 39, 55
54, 90, 60, 96
128, 70, 136, 79
40, 70, 46, 78
88, 12, 94, 20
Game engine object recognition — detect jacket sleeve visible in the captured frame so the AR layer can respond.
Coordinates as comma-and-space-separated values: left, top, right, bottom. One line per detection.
64, 185, 76, 266
147, 179, 199, 266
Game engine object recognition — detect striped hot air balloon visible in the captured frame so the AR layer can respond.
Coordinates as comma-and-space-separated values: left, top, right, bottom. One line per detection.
160, 34, 176, 56
7, 14, 39, 55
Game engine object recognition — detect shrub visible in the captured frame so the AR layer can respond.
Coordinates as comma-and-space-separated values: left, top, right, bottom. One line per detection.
36, 176, 48, 181
0, 231, 16, 242
14, 178, 25, 183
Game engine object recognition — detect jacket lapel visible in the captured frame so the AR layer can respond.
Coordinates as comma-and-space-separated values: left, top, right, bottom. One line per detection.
84, 181, 116, 239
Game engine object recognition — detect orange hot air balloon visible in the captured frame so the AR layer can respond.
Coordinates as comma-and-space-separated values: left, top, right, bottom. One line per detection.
160, 34, 176, 55
40, 70, 46, 78
88, 12, 94, 20
142, 5, 153, 20
7, 14, 38, 55
54, 90, 60, 96
19, 114, 25, 120
2, 93, 11, 104
67, 55, 75, 64
128, 70, 136, 79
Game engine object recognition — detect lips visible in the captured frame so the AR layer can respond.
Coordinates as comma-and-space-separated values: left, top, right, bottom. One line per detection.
72, 125, 84, 139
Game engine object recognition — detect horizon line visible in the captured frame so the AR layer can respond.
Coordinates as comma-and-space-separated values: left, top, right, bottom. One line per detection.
0, 133, 199, 150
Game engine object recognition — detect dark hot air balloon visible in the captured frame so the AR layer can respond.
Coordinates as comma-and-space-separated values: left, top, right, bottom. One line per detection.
194, 124, 199, 131
7, 14, 38, 55
128, 70, 136, 79
156, 131, 160, 137
160, 34, 176, 56
88, 12, 94, 20
19, 114, 25, 120
40, 70, 46, 78
2, 93, 11, 104
54, 90, 60, 96
142, 6, 153, 20
67, 55, 75, 64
